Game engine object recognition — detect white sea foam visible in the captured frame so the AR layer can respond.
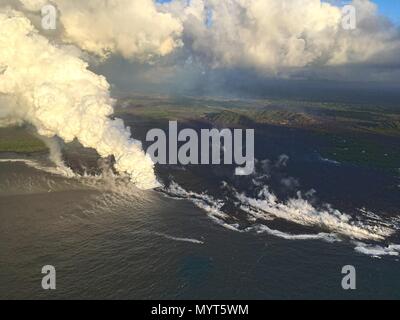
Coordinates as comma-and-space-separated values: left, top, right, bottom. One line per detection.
164, 182, 242, 232
152, 232, 204, 245
236, 186, 394, 241
247, 224, 339, 242
354, 242, 400, 258
319, 156, 341, 165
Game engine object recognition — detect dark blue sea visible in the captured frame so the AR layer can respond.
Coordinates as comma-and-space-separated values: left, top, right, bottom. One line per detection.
0, 121, 399, 299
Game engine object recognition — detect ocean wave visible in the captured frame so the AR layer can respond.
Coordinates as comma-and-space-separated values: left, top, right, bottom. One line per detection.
152, 232, 204, 245
319, 156, 341, 165
354, 242, 400, 258
0, 158, 75, 178
163, 182, 242, 232
246, 224, 339, 242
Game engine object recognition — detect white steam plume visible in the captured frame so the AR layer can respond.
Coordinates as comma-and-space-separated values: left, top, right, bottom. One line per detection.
35, 135, 75, 177
0, 9, 159, 189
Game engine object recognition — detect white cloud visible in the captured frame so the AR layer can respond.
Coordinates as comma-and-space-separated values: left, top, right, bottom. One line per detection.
19, 0, 184, 61
168, 0, 400, 71
19, 0, 47, 11
57, 0, 183, 60
15, 0, 400, 72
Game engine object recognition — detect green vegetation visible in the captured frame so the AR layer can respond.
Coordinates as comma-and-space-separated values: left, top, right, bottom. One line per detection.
117, 96, 400, 137
117, 96, 400, 170
205, 110, 254, 127
0, 127, 47, 153
249, 110, 317, 126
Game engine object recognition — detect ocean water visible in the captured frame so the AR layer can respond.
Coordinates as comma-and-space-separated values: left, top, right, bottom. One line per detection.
0, 122, 399, 300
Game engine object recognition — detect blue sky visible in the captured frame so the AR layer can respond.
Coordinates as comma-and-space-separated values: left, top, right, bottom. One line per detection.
374, 0, 400, 24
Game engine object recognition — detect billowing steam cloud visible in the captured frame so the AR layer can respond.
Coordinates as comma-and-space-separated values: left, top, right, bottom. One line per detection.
166, 0, 400, 71
0, 9, 159, 189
